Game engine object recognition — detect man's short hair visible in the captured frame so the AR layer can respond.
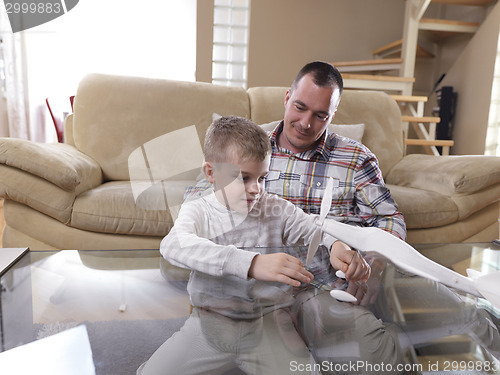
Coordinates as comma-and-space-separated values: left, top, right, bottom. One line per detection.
204, 116, 271, 163
291, 61, 343, 94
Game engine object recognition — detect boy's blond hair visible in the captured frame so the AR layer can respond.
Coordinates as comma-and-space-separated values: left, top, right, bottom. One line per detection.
204, 116, 271, 163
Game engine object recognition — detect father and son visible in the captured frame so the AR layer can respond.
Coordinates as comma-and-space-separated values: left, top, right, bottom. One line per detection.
138, 62, 499, 374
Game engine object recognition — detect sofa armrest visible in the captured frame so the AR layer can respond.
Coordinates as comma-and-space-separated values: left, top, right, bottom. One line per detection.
385, 154, 500, 196
0, 138, 102, 192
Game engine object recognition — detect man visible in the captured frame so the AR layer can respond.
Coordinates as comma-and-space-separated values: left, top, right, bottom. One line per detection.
184, 62, 408, 373
265, 61, 407, 373
268, 62, 500, 374
266, 61, 406, 243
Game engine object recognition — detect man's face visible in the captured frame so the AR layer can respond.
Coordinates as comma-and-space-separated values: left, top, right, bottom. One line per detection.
206, 155, 270, 213
281, 74, 340, 154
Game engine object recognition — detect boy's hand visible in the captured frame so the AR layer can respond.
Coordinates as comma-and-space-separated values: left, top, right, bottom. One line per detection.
248, 253, 314, 287
330, 241, 371, 282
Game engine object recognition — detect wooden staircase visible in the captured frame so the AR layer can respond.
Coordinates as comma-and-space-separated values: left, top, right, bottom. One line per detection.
332, 0, 497, 156
333, 58, 403, 73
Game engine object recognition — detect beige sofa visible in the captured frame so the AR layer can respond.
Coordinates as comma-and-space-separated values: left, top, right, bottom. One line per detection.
0, 73, 499, 250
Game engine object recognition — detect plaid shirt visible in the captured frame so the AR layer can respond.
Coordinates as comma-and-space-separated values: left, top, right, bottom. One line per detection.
184, 121, 406, 241
266, 121, 406, 240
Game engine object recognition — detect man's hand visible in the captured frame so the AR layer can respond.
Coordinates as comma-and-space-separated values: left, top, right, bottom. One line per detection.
248, 253, 314, 287
332, 278, 368, 305
330, 240, 371, 282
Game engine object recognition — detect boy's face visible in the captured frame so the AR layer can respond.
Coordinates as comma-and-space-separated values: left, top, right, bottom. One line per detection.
204, 155, 270, 213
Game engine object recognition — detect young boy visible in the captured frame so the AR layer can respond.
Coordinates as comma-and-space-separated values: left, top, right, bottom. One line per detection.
138, 116, 370, 374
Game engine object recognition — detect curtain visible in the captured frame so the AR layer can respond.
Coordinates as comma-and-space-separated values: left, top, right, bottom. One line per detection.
0, 7, 30, 139
485, 35, 500, 156
0, 0, 197, 142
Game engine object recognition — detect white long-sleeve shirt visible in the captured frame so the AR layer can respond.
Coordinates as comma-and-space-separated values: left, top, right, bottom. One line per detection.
161, 192, 335, 318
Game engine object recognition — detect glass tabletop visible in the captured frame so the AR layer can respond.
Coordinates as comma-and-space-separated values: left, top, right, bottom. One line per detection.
0, 245, 499, 375
415, 242, 500, 277
0, 249, 191, 375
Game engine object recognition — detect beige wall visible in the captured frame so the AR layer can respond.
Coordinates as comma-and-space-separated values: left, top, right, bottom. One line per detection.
195, 0, 499, 156
196, 0, 214, 83
440, 2, 500, 155
196, 0, 406, 87
246, 0, 405, 88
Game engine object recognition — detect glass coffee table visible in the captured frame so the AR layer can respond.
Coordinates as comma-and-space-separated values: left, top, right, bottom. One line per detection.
0, 249, 192, 375
0, 244, 499, 375
391, 242, 500, 373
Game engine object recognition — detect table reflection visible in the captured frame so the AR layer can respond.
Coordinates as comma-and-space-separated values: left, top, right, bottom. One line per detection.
148, 246, 500, 375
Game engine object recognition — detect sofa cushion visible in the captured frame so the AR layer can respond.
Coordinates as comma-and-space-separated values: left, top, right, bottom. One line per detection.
3, 200, 163, 250
73, 74, 250, 181
71, 180, 196, 236
0, 164, 75, 224
0, 138, 101, 191
391, 183, 500, 229
406, 203, 500, 244
452, 182, 500, 220
386, 154, 500, 195
387, 184, 458, 229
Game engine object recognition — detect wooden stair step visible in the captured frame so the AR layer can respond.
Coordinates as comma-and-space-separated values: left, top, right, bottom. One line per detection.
342, 73, 415, 82
391, 94, 428, 103
372, 39, 434, 58
334, 58, 403, 67
402, 115, 441, 123
431, 0, 497, 5
342, 73, 415, 93
405, 139, 455, 156
372, 40, 402, 56
405, 139, 454, 147
420, 18, 480, 37
332, 58, 403, 73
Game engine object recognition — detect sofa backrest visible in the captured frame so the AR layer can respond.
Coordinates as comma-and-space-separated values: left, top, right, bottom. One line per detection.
73, 74, 250, 181
247, 87, 405, 176
72, 74, 404, 181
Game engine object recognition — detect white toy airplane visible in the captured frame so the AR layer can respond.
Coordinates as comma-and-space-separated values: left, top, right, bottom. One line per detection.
320, 208, 500, 310
305, 177, 500, 309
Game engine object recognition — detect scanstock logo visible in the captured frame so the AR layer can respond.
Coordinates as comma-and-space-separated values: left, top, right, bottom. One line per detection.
3, 0, 79, 33
128, 126, 206, 223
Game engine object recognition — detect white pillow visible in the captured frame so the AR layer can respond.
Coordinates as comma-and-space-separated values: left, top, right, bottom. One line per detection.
260, 120, 281, 132
330, 123, 365, 143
